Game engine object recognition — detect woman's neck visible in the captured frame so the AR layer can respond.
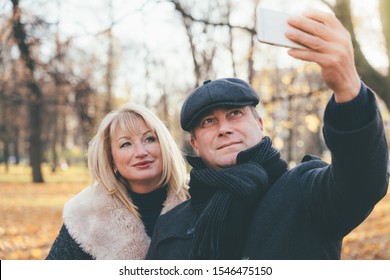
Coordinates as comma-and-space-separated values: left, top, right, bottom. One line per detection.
127, 179, 162, 194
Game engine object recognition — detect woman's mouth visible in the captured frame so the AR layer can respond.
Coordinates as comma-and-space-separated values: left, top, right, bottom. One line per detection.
133, 160, 153, 168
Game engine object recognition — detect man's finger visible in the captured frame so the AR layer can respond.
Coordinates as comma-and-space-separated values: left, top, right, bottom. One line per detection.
301, 9, 341, 29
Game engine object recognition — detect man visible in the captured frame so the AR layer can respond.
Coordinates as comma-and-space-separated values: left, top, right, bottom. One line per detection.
146, 10, 389, 259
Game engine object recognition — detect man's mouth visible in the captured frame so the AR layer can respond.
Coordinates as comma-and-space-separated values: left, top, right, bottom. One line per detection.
217, 142, 241, 150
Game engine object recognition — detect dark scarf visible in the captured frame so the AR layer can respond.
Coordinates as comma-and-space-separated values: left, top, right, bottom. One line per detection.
187, 136, 288, 259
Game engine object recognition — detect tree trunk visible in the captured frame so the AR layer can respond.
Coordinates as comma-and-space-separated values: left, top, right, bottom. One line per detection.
0, 91, 9, 171
11, 0, 44, 182
13, 127, 20, 165
28, 98, 44, 182
333, 0, 390, 109
105, 1, 114, 114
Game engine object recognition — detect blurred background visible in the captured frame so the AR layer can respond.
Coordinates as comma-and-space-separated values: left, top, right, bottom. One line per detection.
0, 0, 389, 259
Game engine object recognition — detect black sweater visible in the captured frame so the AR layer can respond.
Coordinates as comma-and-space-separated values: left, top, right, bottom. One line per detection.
128, 185, 167, 237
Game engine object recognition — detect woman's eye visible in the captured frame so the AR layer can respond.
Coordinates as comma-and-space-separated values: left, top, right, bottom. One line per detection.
120, 142, 131, 148
145, 136, 156, 143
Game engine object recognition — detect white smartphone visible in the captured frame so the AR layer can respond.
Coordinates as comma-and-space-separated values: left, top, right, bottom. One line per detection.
256, 8, 307, 50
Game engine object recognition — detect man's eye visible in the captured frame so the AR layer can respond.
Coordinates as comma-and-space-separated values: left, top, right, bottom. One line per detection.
201, 118, 215, 127
231, 110, 242, 116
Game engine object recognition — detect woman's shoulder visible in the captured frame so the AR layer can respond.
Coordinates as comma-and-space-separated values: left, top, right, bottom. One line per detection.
62, 183, 126, 243
46, 224, 93, 260
63, 183, 112, 215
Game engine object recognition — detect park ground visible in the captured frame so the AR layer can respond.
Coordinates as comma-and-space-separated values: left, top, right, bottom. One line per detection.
0, 164, 389, 260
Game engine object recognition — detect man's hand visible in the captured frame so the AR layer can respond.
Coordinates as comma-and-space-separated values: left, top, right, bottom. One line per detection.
285, 9, 361, 103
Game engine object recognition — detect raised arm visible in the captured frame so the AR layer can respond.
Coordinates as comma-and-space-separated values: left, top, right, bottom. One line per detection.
285, 9, 388, 236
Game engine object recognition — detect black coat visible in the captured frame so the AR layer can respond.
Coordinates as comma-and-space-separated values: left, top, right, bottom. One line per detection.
147, 86, 389, 260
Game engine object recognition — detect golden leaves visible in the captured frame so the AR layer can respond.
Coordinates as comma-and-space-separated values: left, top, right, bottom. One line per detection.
341, 192, 390, 259
0, 182, 85, 260
0, 165, 389, 259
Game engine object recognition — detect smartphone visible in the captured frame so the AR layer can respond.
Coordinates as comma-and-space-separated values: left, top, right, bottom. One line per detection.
256, 8, 307, 50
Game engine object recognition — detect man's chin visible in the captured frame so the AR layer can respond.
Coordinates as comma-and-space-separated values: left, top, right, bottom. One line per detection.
215, 154, 238, 169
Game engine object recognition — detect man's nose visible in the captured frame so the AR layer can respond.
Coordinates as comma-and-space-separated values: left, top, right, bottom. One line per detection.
217, 120, 233, 136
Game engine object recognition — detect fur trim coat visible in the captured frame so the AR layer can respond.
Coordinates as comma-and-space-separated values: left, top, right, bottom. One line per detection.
47, 183, 185, 260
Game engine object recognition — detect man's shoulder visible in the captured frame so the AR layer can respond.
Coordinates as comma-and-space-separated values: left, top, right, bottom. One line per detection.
160, 199, 194, 220
154, 200, 197, 241
283, 155, 328, 178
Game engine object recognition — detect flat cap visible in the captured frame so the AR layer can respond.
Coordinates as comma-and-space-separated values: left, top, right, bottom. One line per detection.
180, 78, 259, 131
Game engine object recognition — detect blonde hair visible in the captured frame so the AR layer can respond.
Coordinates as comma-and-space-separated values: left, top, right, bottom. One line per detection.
88, 104, 188, 217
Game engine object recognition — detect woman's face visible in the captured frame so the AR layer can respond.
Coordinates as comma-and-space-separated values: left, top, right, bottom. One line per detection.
111, 118, 163, 194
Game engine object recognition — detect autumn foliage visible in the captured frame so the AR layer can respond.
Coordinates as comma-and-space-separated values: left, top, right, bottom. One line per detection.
0, 164, 389, 260
0, 165, 89, 260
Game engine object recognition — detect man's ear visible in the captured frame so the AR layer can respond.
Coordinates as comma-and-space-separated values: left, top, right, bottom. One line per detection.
190, 136, 200, 157
258, 116, 264, 131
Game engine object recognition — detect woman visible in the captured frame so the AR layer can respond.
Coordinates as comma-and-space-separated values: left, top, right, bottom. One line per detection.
46, 104, 188, 259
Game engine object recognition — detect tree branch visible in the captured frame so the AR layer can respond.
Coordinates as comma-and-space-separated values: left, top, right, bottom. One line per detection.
168, 0, 255, 35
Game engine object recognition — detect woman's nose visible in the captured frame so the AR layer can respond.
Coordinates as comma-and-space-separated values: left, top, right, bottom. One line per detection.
134, 144, 148, 157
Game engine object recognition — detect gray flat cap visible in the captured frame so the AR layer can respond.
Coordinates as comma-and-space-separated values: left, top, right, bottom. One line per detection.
180, 78, 259, 131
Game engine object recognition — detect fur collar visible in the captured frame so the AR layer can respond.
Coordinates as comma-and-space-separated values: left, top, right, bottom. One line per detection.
63, 183, 184, 259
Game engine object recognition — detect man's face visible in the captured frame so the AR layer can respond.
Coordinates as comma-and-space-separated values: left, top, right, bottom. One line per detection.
190, 106, 264, 169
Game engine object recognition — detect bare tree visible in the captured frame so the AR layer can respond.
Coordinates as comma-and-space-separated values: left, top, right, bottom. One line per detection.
169, 0, 257, 86
104, 0, 115, 114
49, 0, 62, 173
74, 78, 99, 148
10, 0, 44, 182
323, 0, 390, 110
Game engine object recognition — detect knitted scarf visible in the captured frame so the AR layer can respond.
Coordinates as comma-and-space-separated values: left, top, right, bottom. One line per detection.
187, 136, 288, 259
